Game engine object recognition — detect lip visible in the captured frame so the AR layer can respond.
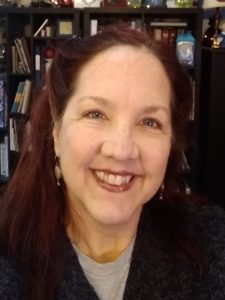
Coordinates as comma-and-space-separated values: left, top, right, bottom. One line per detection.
92, 169, 137, 193
94, 168, 136, 176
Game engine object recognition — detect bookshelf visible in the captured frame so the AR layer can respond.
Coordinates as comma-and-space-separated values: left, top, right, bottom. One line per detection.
0, 7, 80, 182
0, 7, 202, 195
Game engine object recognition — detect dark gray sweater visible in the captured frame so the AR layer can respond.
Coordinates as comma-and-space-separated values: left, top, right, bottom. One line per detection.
1, 204, 225, 299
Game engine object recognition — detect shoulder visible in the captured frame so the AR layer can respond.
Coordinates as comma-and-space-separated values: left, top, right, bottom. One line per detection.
0, 250, 24, 299
194, 205, 225, 260
194, 205, 225, 293
195, 204, 225, 240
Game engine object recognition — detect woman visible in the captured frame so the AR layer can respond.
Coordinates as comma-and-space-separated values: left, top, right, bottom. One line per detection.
0, 27, 225, 300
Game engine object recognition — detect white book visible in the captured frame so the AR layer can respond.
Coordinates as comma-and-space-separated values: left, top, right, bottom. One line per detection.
150, 21, 187, 27
90, 19, 98, 36
9, 118, 16, 151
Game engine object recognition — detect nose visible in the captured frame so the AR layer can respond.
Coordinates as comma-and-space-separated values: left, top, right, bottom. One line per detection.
101, 126, 139, 161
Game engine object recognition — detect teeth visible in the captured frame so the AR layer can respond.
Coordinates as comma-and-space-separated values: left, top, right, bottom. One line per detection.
95, 171, 132, 186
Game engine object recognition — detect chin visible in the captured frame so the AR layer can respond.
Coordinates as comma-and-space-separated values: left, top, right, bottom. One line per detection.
93, 206, 142, 228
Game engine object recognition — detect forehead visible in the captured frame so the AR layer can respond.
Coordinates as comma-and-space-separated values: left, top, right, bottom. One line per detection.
76, 45, 169, 85
70, 45, 172, 114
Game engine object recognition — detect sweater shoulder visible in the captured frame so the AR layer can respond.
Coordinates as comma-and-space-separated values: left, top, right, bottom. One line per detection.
0, 251, 23, 299
195, 205, 225, 239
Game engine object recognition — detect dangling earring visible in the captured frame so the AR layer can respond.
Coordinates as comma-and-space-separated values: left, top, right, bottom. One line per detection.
54, 156, 62, 186
159, 183, 165, 200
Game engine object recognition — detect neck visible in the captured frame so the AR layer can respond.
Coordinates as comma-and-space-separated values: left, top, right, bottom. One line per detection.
66, 212, 140, 263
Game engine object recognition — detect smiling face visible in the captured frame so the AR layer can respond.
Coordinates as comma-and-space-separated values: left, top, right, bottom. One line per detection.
53, 45, 172, 232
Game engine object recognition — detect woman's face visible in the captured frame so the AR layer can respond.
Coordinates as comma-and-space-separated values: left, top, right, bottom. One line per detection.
53, 45, 172, 230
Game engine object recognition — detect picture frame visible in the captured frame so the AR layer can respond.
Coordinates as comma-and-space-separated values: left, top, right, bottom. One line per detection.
57, 19, 73, 37
102, 0, 127, 7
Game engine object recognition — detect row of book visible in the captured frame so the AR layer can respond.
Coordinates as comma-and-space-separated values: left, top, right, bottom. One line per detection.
90, 18, 143, 35
148, 20, 188, 51
11, 37, 31, 74
90, 18, 188, 52
11, 79, 32, 114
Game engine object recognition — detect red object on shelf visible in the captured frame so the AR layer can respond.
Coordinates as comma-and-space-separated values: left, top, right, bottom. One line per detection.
43, 47, 55, 59
58, 0, 74, 7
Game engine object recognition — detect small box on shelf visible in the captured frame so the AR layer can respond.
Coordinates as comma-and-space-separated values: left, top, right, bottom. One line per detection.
57, 19, 73, 37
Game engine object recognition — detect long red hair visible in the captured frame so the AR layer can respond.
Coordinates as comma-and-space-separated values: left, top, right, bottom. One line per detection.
0, 27, 195, 299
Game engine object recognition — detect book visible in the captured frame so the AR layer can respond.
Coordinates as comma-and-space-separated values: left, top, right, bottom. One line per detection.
0, 74, 6, 128
11, 81, 25, 113
9, 118, 16, 151
150, 21, 188, 27
161, 28, 170, 45
90, 19, 98, 36
21, 79, 32, 114
11, 45, 18, 73
0, 135, 9, 178
15, 38, 30, 73
20, 37, 32, 72
34, 19, 48, 37
14, 39, 26, 73
35, 45, 41, 83
153, 28, 162, 41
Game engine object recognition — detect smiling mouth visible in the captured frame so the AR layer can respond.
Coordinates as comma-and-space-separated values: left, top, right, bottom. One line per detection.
94, 170, 134, 187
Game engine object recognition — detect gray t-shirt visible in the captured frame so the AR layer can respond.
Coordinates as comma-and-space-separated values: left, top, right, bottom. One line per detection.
72, 240, 135, 300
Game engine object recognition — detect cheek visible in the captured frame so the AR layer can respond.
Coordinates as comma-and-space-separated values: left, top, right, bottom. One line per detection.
142, 139, 171, 173
57, 124, 101, 163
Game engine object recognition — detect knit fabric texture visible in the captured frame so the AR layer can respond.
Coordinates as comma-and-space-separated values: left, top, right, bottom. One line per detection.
1, 204, 225, 299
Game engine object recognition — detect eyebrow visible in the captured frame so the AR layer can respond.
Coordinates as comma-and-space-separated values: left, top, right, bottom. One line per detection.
77, 96, 109, 106
77, 96, 170, 115
142, 105, 170, 116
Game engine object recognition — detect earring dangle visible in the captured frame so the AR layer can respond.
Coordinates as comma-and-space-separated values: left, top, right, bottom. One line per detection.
54, 156, 62, 186
159, 183, 165, 200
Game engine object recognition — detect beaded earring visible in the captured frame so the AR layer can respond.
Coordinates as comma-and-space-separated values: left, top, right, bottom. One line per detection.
54, 156, 62, 186
159, 183, 165, 200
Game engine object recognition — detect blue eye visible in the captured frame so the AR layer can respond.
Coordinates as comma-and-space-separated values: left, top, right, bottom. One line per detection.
143, 118, 161, 129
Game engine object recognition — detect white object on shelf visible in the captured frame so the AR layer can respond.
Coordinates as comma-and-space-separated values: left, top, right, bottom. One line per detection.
166, 0, 176, 7
203, 0, 225, 8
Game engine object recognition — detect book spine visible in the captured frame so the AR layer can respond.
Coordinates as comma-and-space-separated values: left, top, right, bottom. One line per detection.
35, 45, 41, 83
90, 19, 98, 36
0, 135, 9, 179
21, 79, 32, 114
11, 45, 18, 73
21, 37, 32, 72
11, 81, 25, 113
0, 74, 6, 128
3, 135, 9, 178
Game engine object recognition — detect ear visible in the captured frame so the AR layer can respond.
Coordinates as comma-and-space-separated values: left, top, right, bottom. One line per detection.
52, 123, 60, 157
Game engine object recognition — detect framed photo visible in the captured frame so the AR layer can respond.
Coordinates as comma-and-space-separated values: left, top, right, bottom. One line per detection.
57, 19, 73, 36
102, 0, 127, 7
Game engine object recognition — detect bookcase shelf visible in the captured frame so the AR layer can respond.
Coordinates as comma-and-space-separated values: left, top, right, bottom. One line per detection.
0, 6, 202, 194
